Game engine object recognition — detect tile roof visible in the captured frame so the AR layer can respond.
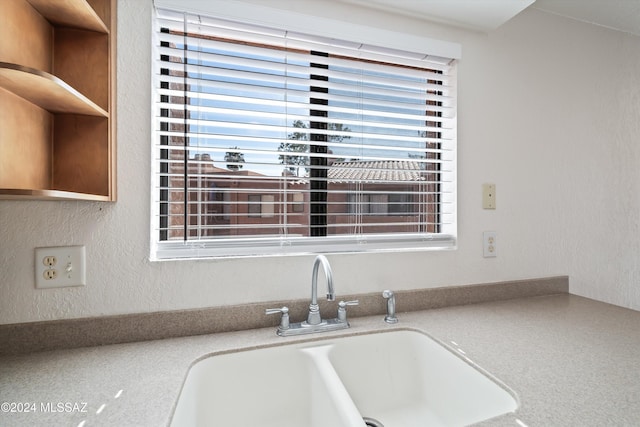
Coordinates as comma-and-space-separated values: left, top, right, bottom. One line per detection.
328, 160, 425, 183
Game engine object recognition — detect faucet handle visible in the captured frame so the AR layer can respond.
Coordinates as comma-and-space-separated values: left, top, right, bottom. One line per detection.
265, 306, 290, 331
337, 300, 359, 322
339, 300, 359, 307
265, 306, 289, 315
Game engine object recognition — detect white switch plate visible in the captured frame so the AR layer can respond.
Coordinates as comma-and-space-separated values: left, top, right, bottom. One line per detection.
483, 231, 497, 258
35, 246, 86, 289
482, 183, 496, 209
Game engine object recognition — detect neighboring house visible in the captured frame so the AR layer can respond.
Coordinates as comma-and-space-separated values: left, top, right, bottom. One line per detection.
327, 160, 436, 235
169, 157, 436, 239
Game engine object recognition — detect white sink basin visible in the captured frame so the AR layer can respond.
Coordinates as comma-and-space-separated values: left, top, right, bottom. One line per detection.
170, 330, 518, 427
326, 330, 518, 426
169, 343, 363, 427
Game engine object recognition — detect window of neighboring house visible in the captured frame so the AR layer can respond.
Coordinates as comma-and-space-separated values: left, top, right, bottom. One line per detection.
290, 193, 304, 213
152, 7, 457, 259
243, 193, 276, 217
347, 193, 412, 216
247, 195, 262, 218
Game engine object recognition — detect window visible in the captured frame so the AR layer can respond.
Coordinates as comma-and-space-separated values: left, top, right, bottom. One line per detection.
348, 193, 413, 216
152, 7, 457, 259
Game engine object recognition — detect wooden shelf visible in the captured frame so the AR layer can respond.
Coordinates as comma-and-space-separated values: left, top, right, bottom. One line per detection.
0, 62, 108, 117
0, 188, 111, 201
26, 0, 108, 33
0, 0, 116, 201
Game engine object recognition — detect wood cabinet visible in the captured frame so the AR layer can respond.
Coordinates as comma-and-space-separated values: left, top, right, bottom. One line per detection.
0, 0, 116, 201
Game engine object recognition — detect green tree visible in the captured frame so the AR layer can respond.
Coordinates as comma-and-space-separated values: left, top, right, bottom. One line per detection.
224, 147, 245, 170
278, 120, 351, 176
278, 120, 309, 176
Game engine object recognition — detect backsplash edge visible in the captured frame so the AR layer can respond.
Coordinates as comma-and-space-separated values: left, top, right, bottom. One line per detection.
0, 276, 568, 356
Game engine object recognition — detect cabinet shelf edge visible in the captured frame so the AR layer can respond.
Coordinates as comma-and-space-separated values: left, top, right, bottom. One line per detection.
26, 0, 109, 33
0, 188, 112, 201
0, 62, 108, 117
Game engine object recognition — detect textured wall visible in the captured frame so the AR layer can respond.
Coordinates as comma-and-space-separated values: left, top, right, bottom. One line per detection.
1, 0, 640, 324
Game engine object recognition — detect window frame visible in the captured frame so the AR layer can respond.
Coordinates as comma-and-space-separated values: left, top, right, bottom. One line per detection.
151, 6, 458, 260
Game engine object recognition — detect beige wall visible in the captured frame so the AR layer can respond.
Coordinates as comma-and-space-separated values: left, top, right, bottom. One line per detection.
1, 0, 640, 324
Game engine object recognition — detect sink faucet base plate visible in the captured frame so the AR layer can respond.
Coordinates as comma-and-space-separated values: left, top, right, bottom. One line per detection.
277, 318, 350, 337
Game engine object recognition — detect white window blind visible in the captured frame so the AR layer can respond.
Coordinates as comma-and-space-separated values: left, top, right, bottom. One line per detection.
152, 7, 457, 259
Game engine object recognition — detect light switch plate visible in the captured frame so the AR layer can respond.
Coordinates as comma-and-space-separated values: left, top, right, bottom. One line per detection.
35, 246, 86, 289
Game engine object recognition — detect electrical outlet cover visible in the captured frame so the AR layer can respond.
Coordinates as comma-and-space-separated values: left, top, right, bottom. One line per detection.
483, 231, 497, 258
35, 246, 86, 289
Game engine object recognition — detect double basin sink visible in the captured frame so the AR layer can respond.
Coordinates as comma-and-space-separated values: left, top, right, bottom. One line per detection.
170, 330, 518, 427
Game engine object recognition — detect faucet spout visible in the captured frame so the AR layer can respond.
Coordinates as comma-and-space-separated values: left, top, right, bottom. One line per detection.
307, 255, 334, 325
267, 254, 353, 336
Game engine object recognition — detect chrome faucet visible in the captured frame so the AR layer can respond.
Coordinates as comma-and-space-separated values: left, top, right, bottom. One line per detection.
383, 290, 398, 323
266, 255, 358, 336
306, 254, 335, 325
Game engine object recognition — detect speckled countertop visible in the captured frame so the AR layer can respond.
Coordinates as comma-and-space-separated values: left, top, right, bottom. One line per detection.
1, 294, 639, 427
